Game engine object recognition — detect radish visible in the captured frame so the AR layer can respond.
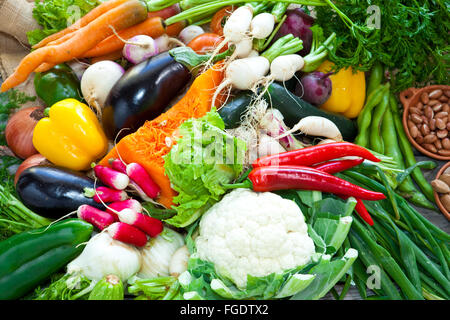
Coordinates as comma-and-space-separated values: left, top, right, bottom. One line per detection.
179, 25, 205, 44
269, 54, 305, 82
123, 35, 159, 65
81, 61, 125, 115
205, 5, 254, 68
117, 209, 164, 238
77, 204, 118, 230
230, 38, 253, 59
126, 163, 161, 199
211, 34, 303, 108
222, 5, 253, 43
93, 164, 129, 190
109, 158, 127, 174
107, 222, 148, 247
106, 199, 143, 216
250, 13, 275, 39
278, 116, 343, 142
154, 34, 185, 52
92, 186, 128, 203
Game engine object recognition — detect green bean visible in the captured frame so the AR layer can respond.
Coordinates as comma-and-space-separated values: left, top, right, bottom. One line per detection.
368, 207, 450, 295
366, 62, 384, 96
389, 94, 436, 203
351, 219, 424, 300
355, 83, 390, 146
400, 204, 450, 280
420, 271, 449, 300
349, 232, 403, 300
369, 90, 389, 153
341, 171, 450, 242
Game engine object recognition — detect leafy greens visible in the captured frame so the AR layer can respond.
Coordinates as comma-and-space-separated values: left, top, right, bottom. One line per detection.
314, 0, 450, 92
163, 109, 246, 228
27, 0, 100, 46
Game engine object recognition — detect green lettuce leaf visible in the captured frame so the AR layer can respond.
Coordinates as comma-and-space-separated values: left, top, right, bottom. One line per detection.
27, 0, 100, 46
164, 110, 246, 228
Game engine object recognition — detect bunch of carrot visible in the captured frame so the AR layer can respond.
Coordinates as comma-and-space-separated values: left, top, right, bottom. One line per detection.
0, 0, 184, 92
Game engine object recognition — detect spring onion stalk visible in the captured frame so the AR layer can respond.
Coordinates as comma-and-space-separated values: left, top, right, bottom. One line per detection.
261, 34, 303, 62
0, 184, 51, 234
352, 219, 424, 300
165, 0, 329, 25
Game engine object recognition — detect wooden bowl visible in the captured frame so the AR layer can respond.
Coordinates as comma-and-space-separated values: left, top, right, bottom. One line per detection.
400, 85, 450, 160
433, 161, 450, 221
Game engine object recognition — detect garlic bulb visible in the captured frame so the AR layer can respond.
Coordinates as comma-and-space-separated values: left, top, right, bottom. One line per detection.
138, 228, 185, 278
67, 232, 142, 282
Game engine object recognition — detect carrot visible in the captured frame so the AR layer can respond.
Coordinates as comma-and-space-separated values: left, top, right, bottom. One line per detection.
98, 63, 227, 208
165, 21, 186, 37
1, 0, 148, 92
82, 17, 165, 58
91, 50, 123, 64
32, 0, 130, 49
35, 63, 57, 73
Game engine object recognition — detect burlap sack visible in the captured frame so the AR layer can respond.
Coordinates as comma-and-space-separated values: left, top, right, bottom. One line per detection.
0, 0, 42, 106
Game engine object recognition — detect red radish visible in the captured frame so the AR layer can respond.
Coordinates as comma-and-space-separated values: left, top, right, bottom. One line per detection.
127, 181, 153, 201
109, 158, 127, 174
126, 163, 161, 199
117, 209, 163, 238
93, 164, 130, 190
77, 204, 118, 230
107, 222, 148, 247
93, 186, 128, 203
106, 199, 143, 216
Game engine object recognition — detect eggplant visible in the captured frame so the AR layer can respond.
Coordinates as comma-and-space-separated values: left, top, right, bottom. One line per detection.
102, 51, 191, 139
16, 165, 105, 219
102, 46, 235, 139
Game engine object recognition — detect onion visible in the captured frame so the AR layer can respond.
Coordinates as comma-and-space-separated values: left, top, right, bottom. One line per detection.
5, 107, 44, 159
14, 154, 49, 185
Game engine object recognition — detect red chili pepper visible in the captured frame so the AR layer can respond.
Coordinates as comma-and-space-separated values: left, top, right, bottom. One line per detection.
312, 158, 364, 174
338, 196, 374, 226
246, 166, 386, 201
252, 142, 380, 168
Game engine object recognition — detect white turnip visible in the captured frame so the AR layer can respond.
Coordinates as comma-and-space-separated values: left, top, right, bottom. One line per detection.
81, 61, 124, 115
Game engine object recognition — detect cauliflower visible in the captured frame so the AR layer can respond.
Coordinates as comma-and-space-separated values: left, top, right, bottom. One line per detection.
195, 188, 315, 289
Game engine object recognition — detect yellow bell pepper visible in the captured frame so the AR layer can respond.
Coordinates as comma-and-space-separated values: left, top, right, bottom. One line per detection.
33, 99, 108, 171
317, 61, 366, 119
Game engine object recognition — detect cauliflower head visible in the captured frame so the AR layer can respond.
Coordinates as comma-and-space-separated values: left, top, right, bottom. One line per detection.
195, 188, 315, 289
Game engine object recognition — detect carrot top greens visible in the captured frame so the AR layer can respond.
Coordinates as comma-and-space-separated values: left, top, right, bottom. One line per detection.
314, 0, 450, 92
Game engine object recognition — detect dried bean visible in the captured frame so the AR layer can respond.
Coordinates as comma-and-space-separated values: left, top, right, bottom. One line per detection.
423, 143, 437, 153
429, 89, 443, 99
443, 138, 450, 150
438, 149, 450, 157
431, 179, 450, 193
424, 134, 437, 144
437, 130, 448, 139
440, 194, 450, 212
421, 92, 429, 104
410, 114, 423, 124
436, 118, 446, 130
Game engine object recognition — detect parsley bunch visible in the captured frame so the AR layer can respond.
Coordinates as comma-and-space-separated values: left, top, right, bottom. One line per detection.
315, 0, 449, 92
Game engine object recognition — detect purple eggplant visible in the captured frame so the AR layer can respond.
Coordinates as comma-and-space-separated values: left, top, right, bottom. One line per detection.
102, 46, 234, 139
16, 165, 105, 219
273, 8, 315, 56
102, 51, 191, 139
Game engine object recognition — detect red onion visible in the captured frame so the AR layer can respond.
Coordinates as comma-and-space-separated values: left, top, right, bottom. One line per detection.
14, 153, 48, 185
5, 107, 44, 159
